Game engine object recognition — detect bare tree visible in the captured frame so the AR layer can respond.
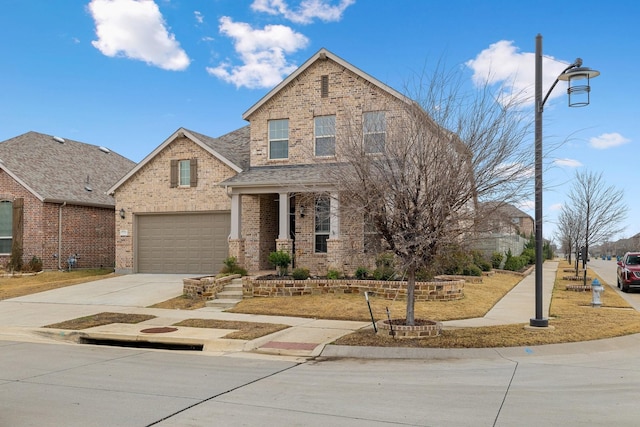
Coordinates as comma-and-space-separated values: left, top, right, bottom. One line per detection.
556, 204, 585, 273
328, 67, 533, 325
566, 170, 627, 260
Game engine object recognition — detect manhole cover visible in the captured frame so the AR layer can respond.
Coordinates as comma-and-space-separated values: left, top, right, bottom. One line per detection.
140, 327, 178, 334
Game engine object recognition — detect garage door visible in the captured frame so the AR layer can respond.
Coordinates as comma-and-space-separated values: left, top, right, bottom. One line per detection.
137, 212, 230, 274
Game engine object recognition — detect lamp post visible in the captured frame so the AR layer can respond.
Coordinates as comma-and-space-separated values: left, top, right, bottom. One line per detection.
530, 34, 600, 328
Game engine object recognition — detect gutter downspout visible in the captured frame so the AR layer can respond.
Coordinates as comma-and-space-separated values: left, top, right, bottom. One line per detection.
58, 202, 66, 270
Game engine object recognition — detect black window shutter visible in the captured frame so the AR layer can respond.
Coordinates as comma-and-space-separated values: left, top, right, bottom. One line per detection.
190, 158, 198, 187
170, 160, 178, 188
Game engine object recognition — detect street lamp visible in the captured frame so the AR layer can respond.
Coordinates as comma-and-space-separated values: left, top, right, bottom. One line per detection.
530, 34, 600, 328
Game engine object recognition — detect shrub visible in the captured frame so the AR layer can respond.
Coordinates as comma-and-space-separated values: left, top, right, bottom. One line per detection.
268, 250, 292, 276
220, 256, 247, 276
326, 269, 341, 280
521, 248, 536, 265
491, 252, 504, 269
373, 253, 396, 280
462, 264, 482, 277
26, 256, 43, 272
504, 254, 527, 272
291, 267, 310, 280
471, 250, 492, 272
354, 267, 369, 279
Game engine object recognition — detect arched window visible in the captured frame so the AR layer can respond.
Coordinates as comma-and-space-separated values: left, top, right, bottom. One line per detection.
0, 200, 12, 254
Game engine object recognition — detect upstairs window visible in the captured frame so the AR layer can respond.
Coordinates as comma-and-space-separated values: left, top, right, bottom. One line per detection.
0, 200, 12, 254
269, 119, 289, 159
170, 159, 198, 187
363, 111, 386, 154
315, 196, 330, 253
314, 115, 336, 157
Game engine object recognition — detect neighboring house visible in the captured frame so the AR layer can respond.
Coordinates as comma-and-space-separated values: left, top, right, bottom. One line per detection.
0, 132, 135, 270
110, 48, 470, 275
472, 202, 534, 258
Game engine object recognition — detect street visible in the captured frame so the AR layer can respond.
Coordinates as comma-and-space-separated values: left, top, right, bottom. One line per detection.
2, 259, 640, 427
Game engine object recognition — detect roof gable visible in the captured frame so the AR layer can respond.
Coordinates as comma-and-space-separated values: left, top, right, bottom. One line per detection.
108, 126, 250, 194
0, 132, 135, 207
242, 48, 411, 120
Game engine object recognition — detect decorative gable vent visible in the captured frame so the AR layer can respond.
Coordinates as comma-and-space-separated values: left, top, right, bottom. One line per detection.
321, 75, 329, 98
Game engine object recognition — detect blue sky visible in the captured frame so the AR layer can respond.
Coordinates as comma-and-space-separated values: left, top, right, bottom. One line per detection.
1, 0, 637, 243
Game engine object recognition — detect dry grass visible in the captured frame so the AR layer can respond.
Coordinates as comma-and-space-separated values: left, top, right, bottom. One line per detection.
44, 312, 156, 330
173, 319, 289, 340
228, 272, 521, 321
334, 260, 640, 348
0, 269, 114, 300
149, 295, 207, 310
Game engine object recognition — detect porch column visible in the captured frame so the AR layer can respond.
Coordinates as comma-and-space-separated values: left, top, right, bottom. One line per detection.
228, 193, 245, 267
278, 192, 290, 240
276, 193, 293, 257
230, 194, 241, 239
327, 192, 344, 272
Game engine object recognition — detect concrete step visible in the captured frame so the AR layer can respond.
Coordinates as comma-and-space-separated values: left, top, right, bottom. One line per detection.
205, 298, 242, 309
223, 283, 243, 291
216, 290, 243, 299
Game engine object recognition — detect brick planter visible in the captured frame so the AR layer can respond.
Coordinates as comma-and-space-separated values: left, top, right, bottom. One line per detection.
183, 274, 241, 299
376, 318, 442, 339
244, 277, 465, 301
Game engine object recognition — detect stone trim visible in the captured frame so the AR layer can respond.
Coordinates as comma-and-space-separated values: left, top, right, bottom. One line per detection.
183, 274, 241, 299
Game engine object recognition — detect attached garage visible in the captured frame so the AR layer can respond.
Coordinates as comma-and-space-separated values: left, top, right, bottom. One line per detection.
136, 212, 230, 274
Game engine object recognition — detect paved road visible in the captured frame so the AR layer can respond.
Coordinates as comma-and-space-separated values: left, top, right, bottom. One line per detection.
2, 336, 640, 427
589, 257, 640, 310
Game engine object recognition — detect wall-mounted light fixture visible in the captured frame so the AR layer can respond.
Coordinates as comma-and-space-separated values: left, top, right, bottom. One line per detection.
119, 208, 125, 219
299, 205, 305, 218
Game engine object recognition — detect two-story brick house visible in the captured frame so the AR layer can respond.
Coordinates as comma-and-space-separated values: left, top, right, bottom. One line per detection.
110, 48, 456, 275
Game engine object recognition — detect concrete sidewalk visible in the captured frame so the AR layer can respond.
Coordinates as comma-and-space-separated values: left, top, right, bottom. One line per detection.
0, 262, 560, 359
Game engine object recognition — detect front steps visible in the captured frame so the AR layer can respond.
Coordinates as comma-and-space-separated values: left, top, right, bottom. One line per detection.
205, 277, 243, 310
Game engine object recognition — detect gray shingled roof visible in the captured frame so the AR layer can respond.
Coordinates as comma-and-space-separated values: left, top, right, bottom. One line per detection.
187, 126, 250, 171
0, 131, 135, 207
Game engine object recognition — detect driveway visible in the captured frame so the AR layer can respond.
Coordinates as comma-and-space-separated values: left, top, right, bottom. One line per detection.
0, 274, 186, 328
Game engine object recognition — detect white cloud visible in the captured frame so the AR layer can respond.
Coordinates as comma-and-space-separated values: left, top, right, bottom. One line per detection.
554, 158, 583, 168
208, 16, 309, 88
251, 0, 355, 24
88, 0, 190, 71
466, 40, 570, 107
589, 132, 630, 149
194, 11, 204, 24
548, 203, 563, 212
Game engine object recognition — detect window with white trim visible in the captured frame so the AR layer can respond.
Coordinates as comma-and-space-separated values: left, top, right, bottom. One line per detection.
315, 196, 330, 253
314, 115, 335, 157
179, 160, 191, 186
0, 200, 12, 254
269, 119, 289, 159
363, 111, 386, 153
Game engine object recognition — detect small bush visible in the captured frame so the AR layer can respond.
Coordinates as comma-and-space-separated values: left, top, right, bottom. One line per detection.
326, 269, 341, 280
373, 253, 396, 280
491, 252, 504, 269
462, 264, 482, 277
291, 267, 310, 280
26, 256, 43, 272
521, 248, 536, 265
504, 255, 527, 272
354, 267, 369, 279
471, 251, 492, 272
220, 256, 247, 276
268, 250, 291, 276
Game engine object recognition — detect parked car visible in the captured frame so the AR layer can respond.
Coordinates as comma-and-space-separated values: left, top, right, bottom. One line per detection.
616, 252, 640, 292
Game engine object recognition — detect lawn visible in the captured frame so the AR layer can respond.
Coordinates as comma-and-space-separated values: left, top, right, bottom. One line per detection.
0, 269, 115, 300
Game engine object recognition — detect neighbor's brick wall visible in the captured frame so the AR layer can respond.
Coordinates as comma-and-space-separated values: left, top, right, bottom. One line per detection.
0, 170, 116, 270
113, 136, 238, 273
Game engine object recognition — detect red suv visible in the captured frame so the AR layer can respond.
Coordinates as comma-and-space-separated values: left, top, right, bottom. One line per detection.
617, 252, 640, 292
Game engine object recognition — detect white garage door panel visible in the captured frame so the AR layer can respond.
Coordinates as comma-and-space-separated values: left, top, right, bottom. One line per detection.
137, 213, 229, 274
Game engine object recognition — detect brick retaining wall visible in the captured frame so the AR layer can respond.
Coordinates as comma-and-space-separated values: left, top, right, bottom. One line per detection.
243, 277, 465, 301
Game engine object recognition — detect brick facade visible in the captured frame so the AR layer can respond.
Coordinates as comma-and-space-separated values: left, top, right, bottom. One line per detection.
0, 169, 116, 270
114, 135, 237, 273
238, 55, 409, 275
